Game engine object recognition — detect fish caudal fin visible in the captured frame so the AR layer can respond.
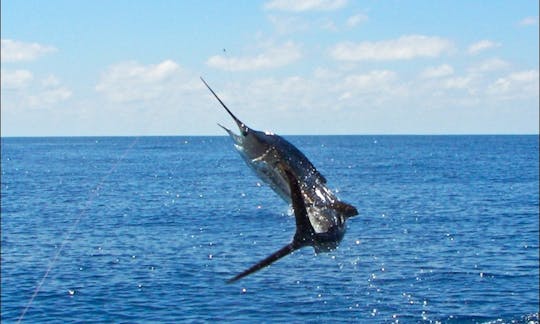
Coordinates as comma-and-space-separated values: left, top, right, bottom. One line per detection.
227, 243, 298, 283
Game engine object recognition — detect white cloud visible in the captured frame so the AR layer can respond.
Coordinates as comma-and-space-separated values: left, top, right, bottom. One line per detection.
487, 70, 539, 98
313, 67, 340, 79
469, 58, 510, 73
1, 71, 72, 109
26, 87, 72, 107
1, 40, 69, 109
346, 13, 368, 27
42, 75, 61, 87
420, 64, 454, 79
519, 16, 538, 26
267, 15, 310, 34
336, 70, 406, 104
1, 69, 34, 89
442, 76, 473, 90
330, 35, 453, 61
96, 60, 182, 102
321, 19, 338, 31
506, 70, 539, 82
467, 40, 501, 55
1, 39, 56, 62
334, 70, 413, 108
343, 70, 397, 90
264, 0, 347, 11
206, 41, 301, 71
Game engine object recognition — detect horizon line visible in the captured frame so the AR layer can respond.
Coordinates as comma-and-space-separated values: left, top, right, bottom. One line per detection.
1, 133, 539, 138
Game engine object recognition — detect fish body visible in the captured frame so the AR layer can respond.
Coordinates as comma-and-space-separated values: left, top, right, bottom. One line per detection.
201, 77, 357, 281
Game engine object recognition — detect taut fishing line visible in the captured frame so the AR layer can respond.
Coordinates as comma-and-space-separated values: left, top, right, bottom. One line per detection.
17, 137, 140, 323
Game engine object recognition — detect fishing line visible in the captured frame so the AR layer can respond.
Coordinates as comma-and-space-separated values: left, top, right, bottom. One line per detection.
17, 137, 140, 323
19, 47, 225, 322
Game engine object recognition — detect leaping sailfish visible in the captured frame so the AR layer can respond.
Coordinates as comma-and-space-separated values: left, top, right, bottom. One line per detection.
201, 77, 358, 282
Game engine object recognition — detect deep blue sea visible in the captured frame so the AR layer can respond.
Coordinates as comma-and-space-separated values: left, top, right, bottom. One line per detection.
1, 135, 539, 323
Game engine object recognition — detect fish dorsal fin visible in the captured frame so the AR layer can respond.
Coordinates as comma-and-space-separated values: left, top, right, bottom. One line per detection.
331, 200, 359, 218
227, 243, 297, 283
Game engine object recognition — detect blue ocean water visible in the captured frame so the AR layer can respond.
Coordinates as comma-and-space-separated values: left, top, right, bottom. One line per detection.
1, 135, 538, 323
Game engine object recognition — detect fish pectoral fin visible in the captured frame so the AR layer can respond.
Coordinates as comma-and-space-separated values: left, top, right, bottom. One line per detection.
227, 243, 298, 283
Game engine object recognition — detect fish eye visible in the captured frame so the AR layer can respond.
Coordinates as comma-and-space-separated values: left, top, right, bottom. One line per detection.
241, 127, 248, 136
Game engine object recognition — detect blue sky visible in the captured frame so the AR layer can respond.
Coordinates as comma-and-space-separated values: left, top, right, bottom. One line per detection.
1, 0, 538, 136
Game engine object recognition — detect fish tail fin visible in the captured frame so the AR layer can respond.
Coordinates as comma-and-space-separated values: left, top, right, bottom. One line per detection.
227, 243, 299, 283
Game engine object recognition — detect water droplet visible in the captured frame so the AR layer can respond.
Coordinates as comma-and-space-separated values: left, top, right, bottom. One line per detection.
241, 288, 247, 293
68, 290, 75, 296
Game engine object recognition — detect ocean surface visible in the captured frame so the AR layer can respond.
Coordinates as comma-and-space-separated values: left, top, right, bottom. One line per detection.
1, 135, 539, 323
